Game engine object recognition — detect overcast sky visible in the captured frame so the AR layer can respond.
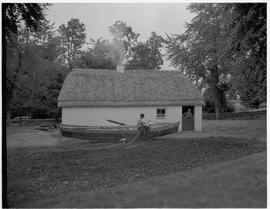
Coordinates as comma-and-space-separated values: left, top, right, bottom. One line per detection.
47, 3, 195, 70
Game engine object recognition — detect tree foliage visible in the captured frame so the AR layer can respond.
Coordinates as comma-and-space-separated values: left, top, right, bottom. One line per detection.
78, 21, 164, 70
126, 32, 164, 70
78, 38, 115, 69
3, 3, 49, 121
166, 4, 231, 117
58, 18, 86, 70
6, 19, 68, 119
166, 3, 266, 115
227, 3, 266, 108
3, 3, 48, 41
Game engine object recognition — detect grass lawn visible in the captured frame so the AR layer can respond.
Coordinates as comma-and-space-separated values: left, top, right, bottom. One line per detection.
159, 119, 266, 142
6, 119, 266, 207
23, 151, 266, 208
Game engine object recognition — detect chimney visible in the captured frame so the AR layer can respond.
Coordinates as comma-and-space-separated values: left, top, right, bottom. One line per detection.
116, 65, 124, 73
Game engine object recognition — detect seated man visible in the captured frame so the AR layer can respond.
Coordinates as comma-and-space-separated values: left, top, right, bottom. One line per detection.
183, 108, 193, 118
137, 113, 151, 140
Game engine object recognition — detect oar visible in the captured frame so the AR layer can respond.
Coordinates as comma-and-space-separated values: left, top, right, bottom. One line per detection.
106, 119, 126, 125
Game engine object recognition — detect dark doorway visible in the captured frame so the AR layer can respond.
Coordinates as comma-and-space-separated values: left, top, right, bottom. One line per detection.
182, 106, 194, 131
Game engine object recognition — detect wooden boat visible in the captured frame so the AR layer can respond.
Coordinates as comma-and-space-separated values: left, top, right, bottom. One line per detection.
60, 122, 179, 143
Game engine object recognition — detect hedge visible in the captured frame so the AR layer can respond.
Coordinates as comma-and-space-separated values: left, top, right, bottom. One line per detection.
203, 109, 266, 120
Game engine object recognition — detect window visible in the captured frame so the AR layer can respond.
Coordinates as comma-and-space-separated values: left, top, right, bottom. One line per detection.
156, 108, 166, 119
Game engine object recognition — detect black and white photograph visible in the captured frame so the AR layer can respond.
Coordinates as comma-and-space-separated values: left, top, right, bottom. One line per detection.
3, 2, 267, 208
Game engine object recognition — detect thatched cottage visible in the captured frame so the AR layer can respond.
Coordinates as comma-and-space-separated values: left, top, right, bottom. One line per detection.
58, 67, 203, 132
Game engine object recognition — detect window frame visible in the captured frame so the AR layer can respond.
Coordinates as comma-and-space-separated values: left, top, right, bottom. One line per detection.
156, 108, 166, 119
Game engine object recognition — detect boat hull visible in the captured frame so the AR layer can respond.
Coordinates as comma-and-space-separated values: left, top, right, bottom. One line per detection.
60, 122, 179, 143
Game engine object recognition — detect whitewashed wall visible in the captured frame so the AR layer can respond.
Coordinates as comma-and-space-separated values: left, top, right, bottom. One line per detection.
62, 106, 182, 127
62, 105, 202, 131
194, 105, 202, 131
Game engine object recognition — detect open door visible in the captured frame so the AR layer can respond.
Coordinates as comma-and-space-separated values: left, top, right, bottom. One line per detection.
182, 106, 194, 131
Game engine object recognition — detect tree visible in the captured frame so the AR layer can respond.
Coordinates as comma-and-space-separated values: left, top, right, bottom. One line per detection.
78, 38, 115, 69
58, 18, 86, 70
9, 28, 55, 119
33, 20, 61, 62
79, 21, 141, 70
6, 18, 69, 121
229, 57, 266, 108
109, 20, 140, 65
167, 3, 266, 114
203, 83, 233, 113
10, 44, 49, 120
3, 3, 48, 123
3, 3, 48, 41
227, 3, 266, 108
126, 32, 164, 70
166, 4, 231, 118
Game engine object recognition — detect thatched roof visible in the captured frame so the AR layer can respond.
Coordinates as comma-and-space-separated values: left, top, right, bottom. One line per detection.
58, 69, 203, 107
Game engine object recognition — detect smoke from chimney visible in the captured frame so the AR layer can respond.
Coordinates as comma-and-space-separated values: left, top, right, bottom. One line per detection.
108, 37, 125, 73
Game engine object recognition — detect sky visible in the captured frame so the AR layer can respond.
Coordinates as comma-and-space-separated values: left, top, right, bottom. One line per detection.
46, 3, 195, 70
